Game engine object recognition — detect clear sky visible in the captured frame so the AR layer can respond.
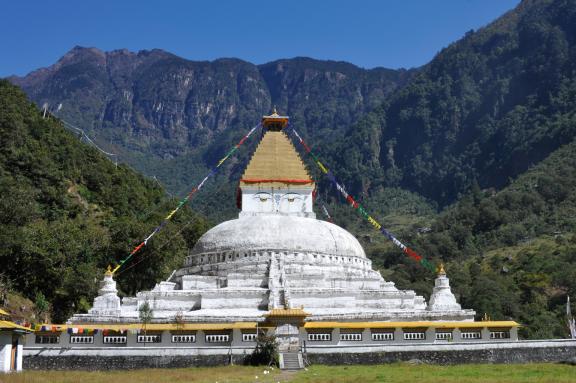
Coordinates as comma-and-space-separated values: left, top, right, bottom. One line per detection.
1, 0, 520, 77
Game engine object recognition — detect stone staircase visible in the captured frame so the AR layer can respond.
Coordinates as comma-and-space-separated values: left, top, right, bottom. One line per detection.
280, 352, 303, 370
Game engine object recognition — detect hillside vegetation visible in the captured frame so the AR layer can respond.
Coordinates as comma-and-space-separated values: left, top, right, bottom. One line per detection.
324, 0, 576, 206
3, 0, 576, 339
0, 80, 209, 322
367, 139, 576, 338
9, 50, 412, 219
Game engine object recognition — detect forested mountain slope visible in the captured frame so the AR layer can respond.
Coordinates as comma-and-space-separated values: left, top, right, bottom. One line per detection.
325, 0, 576, 205
0, 80, 209, 322
368, 139, 576, 338
4, 0, 576, 338
8, 50, 411, 214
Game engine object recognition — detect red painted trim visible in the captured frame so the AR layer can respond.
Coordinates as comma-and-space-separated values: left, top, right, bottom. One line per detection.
240, 178, 314, 184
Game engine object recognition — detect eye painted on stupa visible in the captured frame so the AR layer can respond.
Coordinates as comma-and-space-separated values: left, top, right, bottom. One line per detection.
283, 193, 301, 203
255, 192, 272, 202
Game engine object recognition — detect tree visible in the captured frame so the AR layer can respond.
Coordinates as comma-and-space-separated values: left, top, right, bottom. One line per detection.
173, 310, 185, 332
138, 300, 153, 335
34, 292, 49, 323
248, 333, 278, 366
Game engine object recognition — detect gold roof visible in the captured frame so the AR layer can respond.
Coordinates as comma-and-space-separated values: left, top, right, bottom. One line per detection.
35, 322, 258, 332
0, 308, 9, 316
303, 321, 520, 329
240, 131, 314, 188
0, 320, 33, 332
261, 108, 289, 129
265, 308, 310, 318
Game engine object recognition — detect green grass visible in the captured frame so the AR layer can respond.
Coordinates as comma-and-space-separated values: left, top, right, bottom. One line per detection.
294, 364, 576, 383
1, 363, 574, 383
0, 366, 281, 383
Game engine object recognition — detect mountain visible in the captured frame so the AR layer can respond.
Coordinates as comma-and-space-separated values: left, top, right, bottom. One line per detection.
8, 50, 412, 220
4, 0, 576, 337
367, 138, 576, 339
0, 80, 209, 322
319, 0, 576, 338
328, 0, 576, 205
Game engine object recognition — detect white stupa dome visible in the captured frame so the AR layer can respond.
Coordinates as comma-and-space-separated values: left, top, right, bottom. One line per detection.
190, 214, 366, 258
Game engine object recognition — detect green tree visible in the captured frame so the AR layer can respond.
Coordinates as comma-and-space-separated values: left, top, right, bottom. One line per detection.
138, 300, 153, 335
248, 333, 278, 366
34, 292, 49, 323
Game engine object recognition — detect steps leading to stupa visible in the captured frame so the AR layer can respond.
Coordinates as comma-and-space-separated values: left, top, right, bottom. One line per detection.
280, 352, 303, 370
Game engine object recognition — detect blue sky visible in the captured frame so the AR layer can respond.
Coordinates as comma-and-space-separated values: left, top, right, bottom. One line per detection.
1, 0, 520, 77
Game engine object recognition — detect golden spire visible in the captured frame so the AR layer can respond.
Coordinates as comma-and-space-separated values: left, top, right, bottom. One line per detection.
272, 106, 278, 115
437, 262, 446, 276
240, 130, 314, 188
105, 265, 113, 277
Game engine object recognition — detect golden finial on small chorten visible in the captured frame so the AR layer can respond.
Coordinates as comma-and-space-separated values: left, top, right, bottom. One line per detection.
105, 265, 113, 276
437, 262, 446, 276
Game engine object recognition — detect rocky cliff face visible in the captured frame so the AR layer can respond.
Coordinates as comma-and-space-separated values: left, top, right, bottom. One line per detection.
10, 48, 410, 175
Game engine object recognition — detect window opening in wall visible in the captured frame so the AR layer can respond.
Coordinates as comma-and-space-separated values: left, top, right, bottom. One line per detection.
242, 333, 257, 342
435, 332, 452, 340
103, 336, 127, 344
308, 333, 331, 341
172, 335, 196, 343
35, 335, 59, 344
403, 332, 426, 340
461, 332, 482, 339
70, 336, 94, 344
205, 334, 230, 343
339, 333, 362, 341
371, 332, 394, 341
137, 334, 162, 343
490, 331, 510, 339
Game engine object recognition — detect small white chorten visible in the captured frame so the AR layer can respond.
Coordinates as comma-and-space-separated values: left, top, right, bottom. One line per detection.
427, 263, 462, 311
86, 266, 121, 318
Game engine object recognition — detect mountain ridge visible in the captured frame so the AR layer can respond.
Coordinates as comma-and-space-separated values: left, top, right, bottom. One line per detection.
8, 46, 414, 220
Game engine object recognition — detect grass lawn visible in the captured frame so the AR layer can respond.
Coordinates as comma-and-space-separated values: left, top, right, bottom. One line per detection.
0, 366, 281, 383
0, 363, 574, 383
294, 363, 576, 383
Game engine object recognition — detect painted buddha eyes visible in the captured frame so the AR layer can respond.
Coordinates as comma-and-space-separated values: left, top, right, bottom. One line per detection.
255, 192, 272, 202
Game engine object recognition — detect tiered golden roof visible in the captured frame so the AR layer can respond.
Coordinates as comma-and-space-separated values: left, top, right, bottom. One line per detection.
240, 131, 314, 189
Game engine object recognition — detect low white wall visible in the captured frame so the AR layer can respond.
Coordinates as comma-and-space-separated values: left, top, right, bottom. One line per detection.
304, 339, 576, 353
0, 343, 10, 373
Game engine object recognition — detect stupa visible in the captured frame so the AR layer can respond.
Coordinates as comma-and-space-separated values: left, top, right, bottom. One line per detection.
69, 110, 474, 324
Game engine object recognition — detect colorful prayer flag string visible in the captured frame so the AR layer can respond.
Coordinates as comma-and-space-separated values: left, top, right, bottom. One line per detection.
320, 202, 334, 223
289, 127, 435, 272
111, 123, 262, 275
